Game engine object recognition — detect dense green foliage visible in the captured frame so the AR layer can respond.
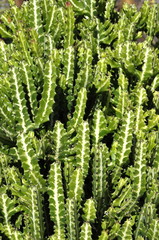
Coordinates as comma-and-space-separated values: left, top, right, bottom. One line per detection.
0, 0, 159, 239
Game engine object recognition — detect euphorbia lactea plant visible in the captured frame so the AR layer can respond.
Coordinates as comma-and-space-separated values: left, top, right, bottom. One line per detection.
0, 0, 159, 239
